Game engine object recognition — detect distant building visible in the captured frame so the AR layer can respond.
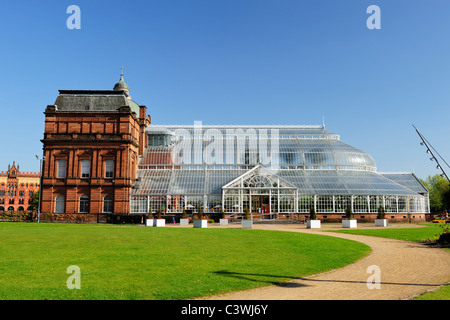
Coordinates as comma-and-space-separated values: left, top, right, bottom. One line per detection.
0, 162, 40, 212
40, 74, 150, 220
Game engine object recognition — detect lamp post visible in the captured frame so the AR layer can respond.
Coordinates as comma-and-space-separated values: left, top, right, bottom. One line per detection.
35, 155, 45, 223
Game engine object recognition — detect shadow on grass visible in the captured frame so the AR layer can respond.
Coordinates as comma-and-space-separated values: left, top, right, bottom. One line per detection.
213, 270, 442, 288
213, 270, 307, 288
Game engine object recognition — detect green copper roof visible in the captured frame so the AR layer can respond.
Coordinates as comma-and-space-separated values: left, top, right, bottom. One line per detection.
54, 90, 140, 115
113, 75, 129, 91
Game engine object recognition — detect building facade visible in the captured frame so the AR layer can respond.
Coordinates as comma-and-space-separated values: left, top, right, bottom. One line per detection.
0, 162, 40, 212
130, 124, 429, 222
40, 76, 429, 223
40, 75, 150, 220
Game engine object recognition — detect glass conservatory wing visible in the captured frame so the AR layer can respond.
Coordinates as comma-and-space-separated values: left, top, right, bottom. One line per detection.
168, 170, 206, 195
277, 170, 421, 196
131, 170, 172, 195
332, 171, 421, 196
205, 169, 247, 194
278, 170, 349, 194
380, 173, 429, 194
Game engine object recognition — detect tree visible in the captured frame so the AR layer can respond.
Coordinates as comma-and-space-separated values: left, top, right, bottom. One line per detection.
197, 204, 203, 220
309, 207, 317, 220
345, 205, 353, 219
243, 207, 250, 220
32, 191, 39, 212
420, 174, 450, 212
377, 206, 386, 219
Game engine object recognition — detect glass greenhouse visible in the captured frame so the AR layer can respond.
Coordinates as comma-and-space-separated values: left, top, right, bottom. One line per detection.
130, 124, 429, 218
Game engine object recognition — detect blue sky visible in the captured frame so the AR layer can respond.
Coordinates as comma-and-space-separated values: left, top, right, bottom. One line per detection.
0, 0, 449, 180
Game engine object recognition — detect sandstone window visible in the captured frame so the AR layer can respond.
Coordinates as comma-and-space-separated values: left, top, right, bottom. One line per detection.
105, 160, 114, 178
55, 195, 65, 213
103, 195, 113, 213
79, 195, 89, 213
57, 160, 67, 178
81, 160, 90, 178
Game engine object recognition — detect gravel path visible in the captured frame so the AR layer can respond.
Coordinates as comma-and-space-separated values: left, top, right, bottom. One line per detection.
201, 223, 450, 300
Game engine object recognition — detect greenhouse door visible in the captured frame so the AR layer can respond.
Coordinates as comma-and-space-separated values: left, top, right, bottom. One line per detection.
262, 195, 270, 214
251, 195, 270, 215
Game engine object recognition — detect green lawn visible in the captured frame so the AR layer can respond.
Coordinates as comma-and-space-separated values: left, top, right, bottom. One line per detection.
334, 223, 447, 243
0, 222, 370, 300
334, 223, 450, 300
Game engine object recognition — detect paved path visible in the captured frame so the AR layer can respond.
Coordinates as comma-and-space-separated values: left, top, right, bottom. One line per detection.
200, 223, 450, 300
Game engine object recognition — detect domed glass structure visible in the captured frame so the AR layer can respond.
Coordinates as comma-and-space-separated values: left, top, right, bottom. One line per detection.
130, 124, 429, 219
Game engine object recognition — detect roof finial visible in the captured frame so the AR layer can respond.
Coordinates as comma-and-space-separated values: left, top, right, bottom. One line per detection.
120, 66, 124, 80
322, 116, 325, 129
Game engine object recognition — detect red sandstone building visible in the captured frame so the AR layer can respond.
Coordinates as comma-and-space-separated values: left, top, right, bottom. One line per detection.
40, 75, 150, 221
0, 162, 40, 212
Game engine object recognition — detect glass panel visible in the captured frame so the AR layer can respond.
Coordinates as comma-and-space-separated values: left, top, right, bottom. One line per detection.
81, 160, 90, 178
79, 195, 89, 213
57, 160, 66, 178
105, 160, 114, 178
103, 195, 113, 213
55, 195, 65, 213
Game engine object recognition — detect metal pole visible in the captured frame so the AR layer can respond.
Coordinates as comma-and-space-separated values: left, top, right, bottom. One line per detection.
413, 125, 450, 182
36, 155, 44, 223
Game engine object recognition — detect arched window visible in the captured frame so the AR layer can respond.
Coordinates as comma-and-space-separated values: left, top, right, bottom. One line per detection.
79, 195, 89, 213
7, 206, 14, 212
103, 195, 113, 213
0, 206, 4, 211
18, 206, 24, 212
55, 195, 65, 213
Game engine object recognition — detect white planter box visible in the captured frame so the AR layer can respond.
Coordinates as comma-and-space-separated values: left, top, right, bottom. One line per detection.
219, 219, 228, 226
241, 219, 253, 229
342, 219, 357, 228
307, 219, 321, 229
193, 220, 208, 228
146, 219, 154, 227
180, 218, 189, 226
375, 219, 388, 227
153, 219, 166, 227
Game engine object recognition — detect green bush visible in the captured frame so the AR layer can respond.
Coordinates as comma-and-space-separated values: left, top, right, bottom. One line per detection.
345, 206, 353, 219
309, 207, 317, 220
197, 204, 203, 219
243, 207, 250, 220
377, 206, 386, 219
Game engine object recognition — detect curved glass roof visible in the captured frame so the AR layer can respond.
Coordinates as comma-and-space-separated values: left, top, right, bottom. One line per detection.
142, 125, 377, 172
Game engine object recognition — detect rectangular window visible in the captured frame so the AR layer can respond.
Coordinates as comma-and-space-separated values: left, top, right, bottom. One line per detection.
105, 160, 114, 178
57, 160, 66, 178
81, 160, 90, 178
